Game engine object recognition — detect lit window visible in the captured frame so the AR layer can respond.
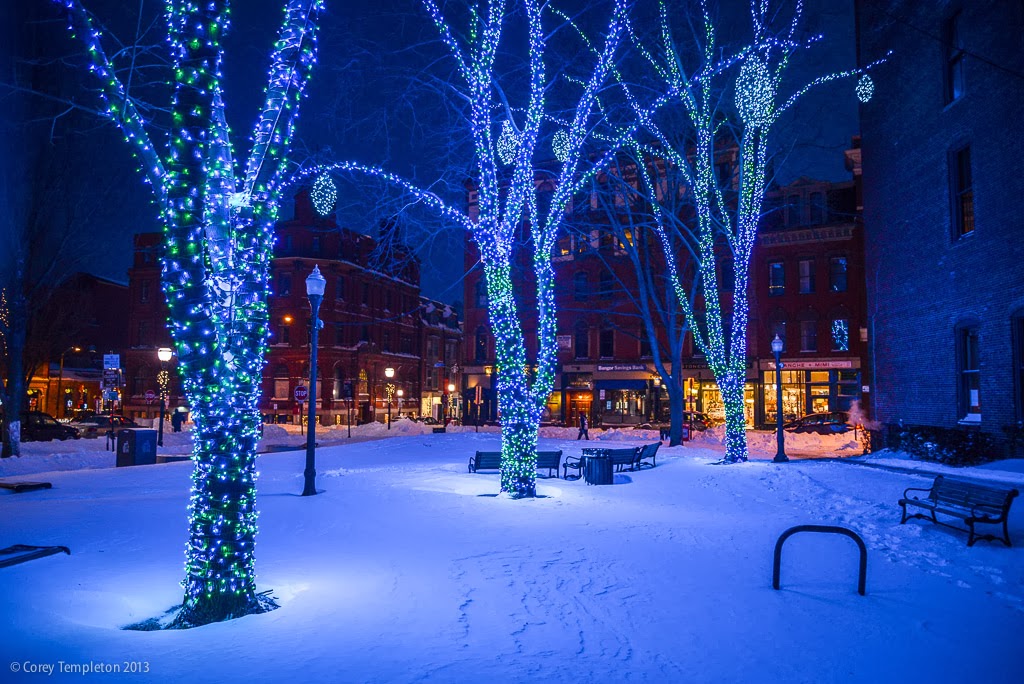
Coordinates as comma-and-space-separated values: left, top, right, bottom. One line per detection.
832, 319, 849, 351
800, 320, 817, 352
944, 13, 964, 103
957, 324, 981, 420
829, 257, 848, 292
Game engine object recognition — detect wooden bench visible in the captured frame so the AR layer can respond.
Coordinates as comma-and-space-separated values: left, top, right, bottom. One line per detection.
580, 447, 640, 473
636, 442, 660, 469
0, 481, 52, 494
899, 475, 1019, 547
469, 450, 563, 478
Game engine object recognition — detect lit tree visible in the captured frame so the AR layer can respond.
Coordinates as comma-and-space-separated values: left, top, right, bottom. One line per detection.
616, 0, 885, 462
300, 0, 648, 497
56, 0, 324, 625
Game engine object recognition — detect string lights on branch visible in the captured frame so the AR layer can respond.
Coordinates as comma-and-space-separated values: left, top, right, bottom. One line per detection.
855, 74, 875, 103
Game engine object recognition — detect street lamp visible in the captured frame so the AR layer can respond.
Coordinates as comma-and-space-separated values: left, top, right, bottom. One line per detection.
384, 367, 395, 429
771, 334, 788, 463
396, 388, 404, 418
56, 346, 82, 418
303, 264, 326, 497
156, 347, 173, 447
447, 382, 456, 423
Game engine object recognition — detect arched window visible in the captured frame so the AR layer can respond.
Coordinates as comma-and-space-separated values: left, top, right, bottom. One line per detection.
808, 192, 824, 224
574, 324, 590, 359
333, 364, 345, 400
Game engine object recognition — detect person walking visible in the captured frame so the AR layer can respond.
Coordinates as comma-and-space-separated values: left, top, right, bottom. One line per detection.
577, 413, 589, 440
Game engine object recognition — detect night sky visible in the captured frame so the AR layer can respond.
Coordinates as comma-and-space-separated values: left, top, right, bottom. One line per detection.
10, 0, 859, 303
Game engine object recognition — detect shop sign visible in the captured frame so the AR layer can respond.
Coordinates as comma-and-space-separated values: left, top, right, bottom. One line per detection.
103, 354, 120, 370
596, 364, 649, 372
766, 359, 855, 370
556, 335, 572, 350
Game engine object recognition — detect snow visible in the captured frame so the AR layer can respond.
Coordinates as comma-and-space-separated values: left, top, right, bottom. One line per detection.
1, 429, 1021, 683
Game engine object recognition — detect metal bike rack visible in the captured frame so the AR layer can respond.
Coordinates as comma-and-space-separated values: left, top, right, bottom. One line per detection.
772, 525, 867, 596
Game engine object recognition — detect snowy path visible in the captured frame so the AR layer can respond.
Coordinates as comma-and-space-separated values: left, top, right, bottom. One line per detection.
1, 433, 1021, 683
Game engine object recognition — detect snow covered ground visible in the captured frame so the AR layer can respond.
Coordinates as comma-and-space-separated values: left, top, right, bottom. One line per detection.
1, 428, 1022, 683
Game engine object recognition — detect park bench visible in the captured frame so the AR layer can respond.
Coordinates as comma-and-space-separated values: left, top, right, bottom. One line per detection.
0, 481, 52, 494
899, 475, 1019, 547
469, 450, 563, 478
636, 442, 661, 469
0, 545, 70, 569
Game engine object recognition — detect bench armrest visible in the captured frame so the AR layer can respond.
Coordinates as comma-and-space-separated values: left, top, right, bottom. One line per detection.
902, 485, 932, 500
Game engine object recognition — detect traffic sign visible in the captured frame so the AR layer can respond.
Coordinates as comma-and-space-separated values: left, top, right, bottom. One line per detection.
294, 385, 309, 402
144, 389, 156, 404
103, 354, 120, 370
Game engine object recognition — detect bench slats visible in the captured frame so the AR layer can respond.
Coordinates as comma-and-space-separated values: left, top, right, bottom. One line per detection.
469, 450, 562, 477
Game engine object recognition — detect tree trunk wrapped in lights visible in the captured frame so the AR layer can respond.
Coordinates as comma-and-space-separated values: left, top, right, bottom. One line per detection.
298, 0, 654, 498
56, 0, 324, 626
614, 0, 886, 463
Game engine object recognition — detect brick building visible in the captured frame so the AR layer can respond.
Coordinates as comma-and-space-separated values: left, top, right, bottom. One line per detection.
856, 1, 1024, 437
462, 148, 867, 428
750, 154, 868, 426
123, 189, 461, 425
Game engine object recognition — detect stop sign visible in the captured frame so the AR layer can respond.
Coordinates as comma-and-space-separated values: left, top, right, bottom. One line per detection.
144, 389, 156, 404
294, 385, 309, 402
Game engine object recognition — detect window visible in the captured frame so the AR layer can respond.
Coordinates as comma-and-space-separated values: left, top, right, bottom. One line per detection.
382, 330, 391, 353
335, 276, 345, 300
360, 325, 369, 343
140, 281, 149, 303
281, 325, 291, 345
278, 273, 292, 296
574, 325, 589, 359
573, 232, 590, 254
768, 262, 785, 296
944, 12, 964, 104
599, 270, 614, 299
770, 320, 787, 352
808, 192, 824, 224
475, 326, 488, 362
1014, 313, 1024, 422
829, 257, 848, 292
800, 319, 818, 352
599, 327, 615, 358
475, 279, 488, 307
426, 336, 440, 363
137, 321, 148, 346
312, 236, 322, 256
335, 325, 345, 347
640, 330, 651, 358
951, 146, 974, 237
574, 272, 589, 302
361, 282, 370, 306
957, 324, 981, 420
832, 319, 849, 351
799, 259, 815, 294
786, 195, 802, 225
273, 365, 290, 399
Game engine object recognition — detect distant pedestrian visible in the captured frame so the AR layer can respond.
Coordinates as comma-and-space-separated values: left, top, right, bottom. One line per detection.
577, 414, 589, 440
171, 409, 184, 433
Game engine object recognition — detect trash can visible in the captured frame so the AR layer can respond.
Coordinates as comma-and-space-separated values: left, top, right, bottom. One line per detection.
116, 429, 158, 467
583, 451, 613, 485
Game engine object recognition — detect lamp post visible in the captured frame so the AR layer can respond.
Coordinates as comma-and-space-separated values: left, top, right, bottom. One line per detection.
396, 388, 404, 421
771, 334, 788, 463
156, 347, 173, 446
303, 265, 326, 497
384, 367, 395, 429
447, 382, 456, 423
56, 346, 82, 418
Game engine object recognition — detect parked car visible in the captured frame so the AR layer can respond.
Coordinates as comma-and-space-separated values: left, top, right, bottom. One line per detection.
681, 411, 720, 431
20, 411, 80, 441
68, 414, 139, 439
784, 411, 853, 435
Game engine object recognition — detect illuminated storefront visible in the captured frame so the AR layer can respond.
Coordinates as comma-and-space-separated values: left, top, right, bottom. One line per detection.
757, 358, 862, 426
